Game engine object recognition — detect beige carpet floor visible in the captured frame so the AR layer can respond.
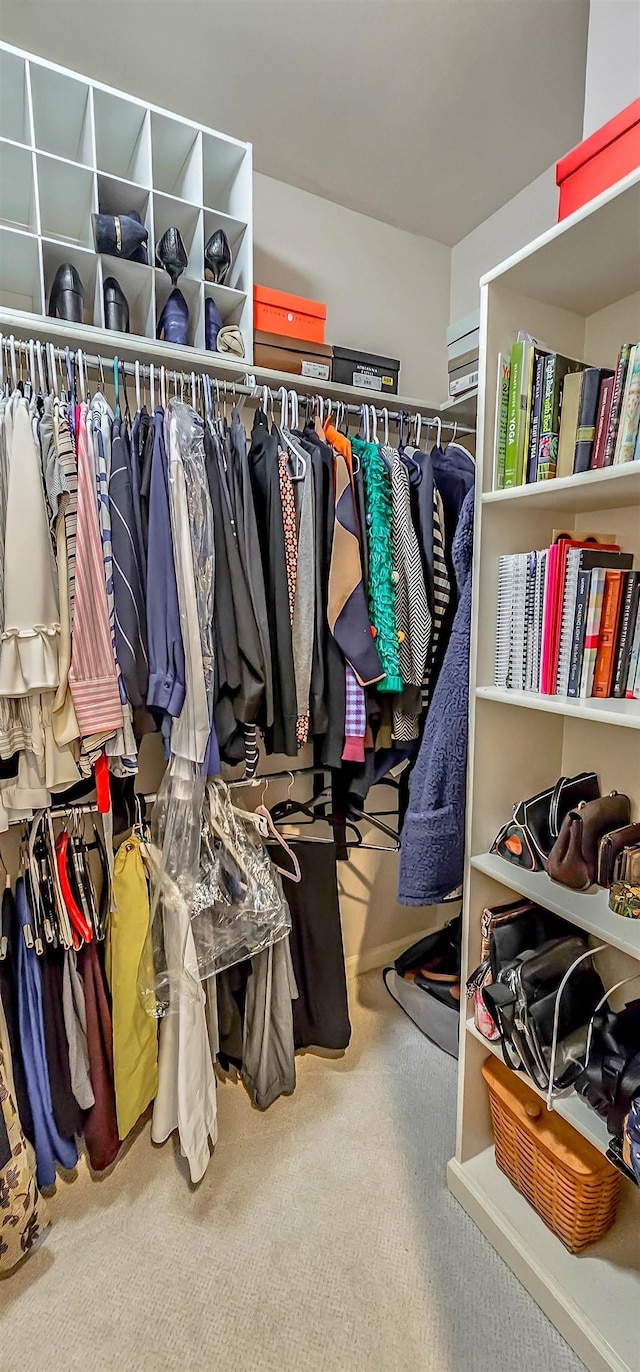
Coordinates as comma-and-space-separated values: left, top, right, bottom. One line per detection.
0, 972, 583, 1372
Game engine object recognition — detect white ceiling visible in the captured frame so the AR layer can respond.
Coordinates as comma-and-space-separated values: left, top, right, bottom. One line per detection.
0, 0, 590, 244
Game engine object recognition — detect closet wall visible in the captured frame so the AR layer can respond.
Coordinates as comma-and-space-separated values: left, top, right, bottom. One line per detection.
253, 174, 451, 400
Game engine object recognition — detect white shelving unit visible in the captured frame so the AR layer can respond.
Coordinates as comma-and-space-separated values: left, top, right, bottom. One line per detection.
450, 169, 640, 1372
0, 42, 253, 359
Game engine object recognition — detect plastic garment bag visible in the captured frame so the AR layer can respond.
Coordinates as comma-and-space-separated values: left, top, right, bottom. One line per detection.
190, 780, 292, 979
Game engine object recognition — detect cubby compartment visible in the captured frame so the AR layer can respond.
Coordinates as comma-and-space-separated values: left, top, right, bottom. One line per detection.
95, 174, 152, 264
0, 142, 37, 232
151, 113, 201, 202
42, 240, 100, 327
30, 63, 93, 166
93, 88, 151, 185
0, 49, 31, 144
98, 257, 155, 340
0, 228, 42, 313
202, 208, 248, 292
153, 193, 202, 280
155, 272, 202, 351
202, 131, 248, 218
37, 154, 95, 248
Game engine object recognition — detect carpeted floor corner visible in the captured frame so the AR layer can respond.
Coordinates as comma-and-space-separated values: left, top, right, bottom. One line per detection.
0, 971, 583, 1372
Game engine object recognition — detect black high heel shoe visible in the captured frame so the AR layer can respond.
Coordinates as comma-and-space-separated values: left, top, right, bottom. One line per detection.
103, 276, 130, 333
204, 229, 232, 285
48, 263, 84, 322
155, 227, 188, 286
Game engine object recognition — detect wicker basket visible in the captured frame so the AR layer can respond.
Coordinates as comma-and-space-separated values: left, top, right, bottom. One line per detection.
482, 1057, 621, 1253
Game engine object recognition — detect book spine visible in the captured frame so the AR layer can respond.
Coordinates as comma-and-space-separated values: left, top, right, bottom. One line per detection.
496, 355, 510, 489
613, 572, 640, 696
591, 375, 614, 468
615, 344, 640, 463
504, 342, 523, 488
592, 571, 625, 697
536, 354, 558, 481
625, 606, 640, 699
526, 355, 544, 483
579, 569, 606, 697
573, 368, 609, 473
518, 343, 534, 484
567, 568, 590, 698
603, 344, 631, 466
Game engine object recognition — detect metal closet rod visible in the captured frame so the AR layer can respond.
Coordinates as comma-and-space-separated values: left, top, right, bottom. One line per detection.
0, 333, 474, 435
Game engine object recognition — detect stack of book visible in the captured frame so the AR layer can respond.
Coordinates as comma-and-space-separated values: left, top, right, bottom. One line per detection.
494, 338, 640, 488
447, 310, 479, 400
495, 536, 640, 701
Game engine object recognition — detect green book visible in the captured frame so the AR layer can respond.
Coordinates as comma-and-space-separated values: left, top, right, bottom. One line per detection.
494, 353, 511, 489
503, 340, 524, 488
536, 352, 583, 480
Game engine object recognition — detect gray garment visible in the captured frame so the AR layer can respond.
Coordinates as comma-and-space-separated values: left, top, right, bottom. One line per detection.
62, 950, 95, 1111
39, 393, 69, 525
230, 410, 274, 728
384, 446, 431, 744
291, 460, 315, 722
242, 936, 298, 1111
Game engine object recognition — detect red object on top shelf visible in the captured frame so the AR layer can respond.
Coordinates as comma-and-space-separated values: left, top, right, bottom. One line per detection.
556, 96, 640, 220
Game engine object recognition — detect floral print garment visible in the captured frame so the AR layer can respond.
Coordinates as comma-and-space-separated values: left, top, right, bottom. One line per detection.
0, 1030, 48, 1273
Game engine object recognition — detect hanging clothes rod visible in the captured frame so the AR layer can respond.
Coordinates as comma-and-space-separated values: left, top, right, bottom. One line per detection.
0, 332, 475, 435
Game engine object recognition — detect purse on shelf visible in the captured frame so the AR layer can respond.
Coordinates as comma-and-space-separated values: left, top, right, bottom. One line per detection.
467, 899, 574, 1043
490, 772, 600, 872
547, 792, 631, 891
482, 934, 605, 1092
574, 997, 640, 1136
608, 843, 640, 919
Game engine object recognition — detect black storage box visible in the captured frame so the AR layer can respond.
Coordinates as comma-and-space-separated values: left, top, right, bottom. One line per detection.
332, 345, 400, 395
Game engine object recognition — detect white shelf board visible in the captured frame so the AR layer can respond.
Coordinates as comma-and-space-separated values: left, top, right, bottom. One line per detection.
482, 169, 640, 317
448, 1148, 640, 1372
465, 1019, 612, 1155
476, 686, 640, 729
483, 462, 640, 511
470, 853, 640, 961
243, 365, 466, 420
441, 388, 477, 422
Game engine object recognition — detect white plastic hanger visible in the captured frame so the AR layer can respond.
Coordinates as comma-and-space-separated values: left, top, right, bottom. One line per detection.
413, 412, 422, 448
149, 361, 155, 409
369, 404, 378, 443
381, 406, 389, 446
77, 349, 86, 402
36, 340, 46, 396
134, 360, 141, 412
9, 336, 17, 390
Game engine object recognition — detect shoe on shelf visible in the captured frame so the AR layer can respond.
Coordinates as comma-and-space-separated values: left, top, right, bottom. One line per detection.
204, 229, 232, 285
92, 211, 148, 264
48, 263, 84, 323
157, 288, 189, 346
103, 276, 130, 333
205, 296, 223, 351
155, 227, 188, 286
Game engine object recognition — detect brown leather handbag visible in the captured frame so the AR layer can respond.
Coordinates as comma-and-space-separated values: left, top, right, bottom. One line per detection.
547, 793, 631, 890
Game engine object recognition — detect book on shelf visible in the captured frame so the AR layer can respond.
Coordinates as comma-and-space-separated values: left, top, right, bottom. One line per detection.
613, 571, 640, 697
614, 342, 640, 464
573, 366, 614, 473
592, 570, 626, 696
556, 371, 584, 479
625, 606, 640, 699
591, 374, 615, 468
494, 535, 640, 704
490, 338, 640, 489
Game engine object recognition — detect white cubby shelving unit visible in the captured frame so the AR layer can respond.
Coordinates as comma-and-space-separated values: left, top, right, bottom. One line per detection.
450, 168, 640, 1372
0, 42, 253, 360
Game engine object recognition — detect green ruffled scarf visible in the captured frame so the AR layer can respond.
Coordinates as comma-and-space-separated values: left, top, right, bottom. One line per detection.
352, 437, 402, 693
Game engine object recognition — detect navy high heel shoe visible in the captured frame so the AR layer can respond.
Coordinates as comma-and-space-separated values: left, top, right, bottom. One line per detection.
156, 288, 189, 346
205, 296, 223, 351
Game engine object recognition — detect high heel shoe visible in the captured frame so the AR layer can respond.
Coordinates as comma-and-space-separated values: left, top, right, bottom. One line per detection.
204, 229, 231, 285
156, 288, 189, 346
103, 276, 130, 333
48, 263, 84, 323
205, 296, 223, 351
93, 211, 148, 264
155, 227, 188, 286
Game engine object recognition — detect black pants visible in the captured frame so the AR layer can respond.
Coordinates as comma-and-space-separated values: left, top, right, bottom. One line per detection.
272, 841, 351, 1053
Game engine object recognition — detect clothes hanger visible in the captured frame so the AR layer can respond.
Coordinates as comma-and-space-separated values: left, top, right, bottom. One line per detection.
149, 361, 155, 410
134, 360, 142, 413
381, 406, 390, 446
253, 804, 302, 882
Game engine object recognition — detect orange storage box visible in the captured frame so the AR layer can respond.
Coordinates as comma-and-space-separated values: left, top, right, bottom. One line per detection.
253, 285, 327, 344
556, 96, 640, 220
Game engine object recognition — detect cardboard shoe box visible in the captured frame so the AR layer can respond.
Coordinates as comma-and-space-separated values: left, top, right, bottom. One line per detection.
253, 330, 332, 381
332, 345, 400, 394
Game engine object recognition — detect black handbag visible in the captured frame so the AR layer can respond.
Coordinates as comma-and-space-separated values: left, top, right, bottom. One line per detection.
491, 771, 600, 872
482, 934, 605, 1091
574, 998, 640, 1135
